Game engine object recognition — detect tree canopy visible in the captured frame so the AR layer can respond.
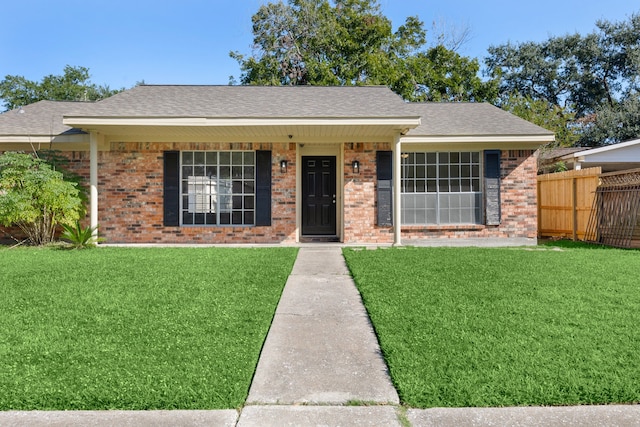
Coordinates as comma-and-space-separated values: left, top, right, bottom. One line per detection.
230, 0, 497, 102
486, 13, 640, 146
0, 65, 121, 112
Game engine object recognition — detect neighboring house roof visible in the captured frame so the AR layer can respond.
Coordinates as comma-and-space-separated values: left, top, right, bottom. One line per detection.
566, 138, 640, 172
538, 147, 584, 162
0, 101, 88, 142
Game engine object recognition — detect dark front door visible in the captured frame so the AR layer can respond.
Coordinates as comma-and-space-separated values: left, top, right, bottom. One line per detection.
302, 156, 336, 235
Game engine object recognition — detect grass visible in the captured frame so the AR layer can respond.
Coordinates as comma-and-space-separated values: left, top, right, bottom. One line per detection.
343, 243, 640, 408
0, 247, 298, 410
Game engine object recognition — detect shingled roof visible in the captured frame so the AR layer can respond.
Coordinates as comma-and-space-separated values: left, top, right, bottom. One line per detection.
0, 101, 88, 137
1, 86, 554, 142
405, 102, 554, 137
70, 85, 412, 118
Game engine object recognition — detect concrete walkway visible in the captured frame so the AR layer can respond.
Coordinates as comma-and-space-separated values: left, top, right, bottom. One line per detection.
2, 245, 640, 426
238, 246, 401, 425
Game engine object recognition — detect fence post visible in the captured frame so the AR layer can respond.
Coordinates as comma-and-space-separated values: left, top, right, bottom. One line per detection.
572, 177, 577, 241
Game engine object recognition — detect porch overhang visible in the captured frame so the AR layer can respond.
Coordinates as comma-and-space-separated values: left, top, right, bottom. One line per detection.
62, 116, 422, 143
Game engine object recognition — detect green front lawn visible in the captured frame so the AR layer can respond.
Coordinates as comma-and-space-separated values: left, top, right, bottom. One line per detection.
0, 247, 298, 410
343, 244, 640, 408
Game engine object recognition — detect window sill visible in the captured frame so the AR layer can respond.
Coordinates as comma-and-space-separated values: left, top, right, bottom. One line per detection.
401, 224, 485, 231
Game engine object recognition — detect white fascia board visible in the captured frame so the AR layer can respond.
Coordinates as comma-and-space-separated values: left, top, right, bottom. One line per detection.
0, 134, 89, 144
63, 116, 422, 128
572, 138, 640, 158
400, 134, 555, 145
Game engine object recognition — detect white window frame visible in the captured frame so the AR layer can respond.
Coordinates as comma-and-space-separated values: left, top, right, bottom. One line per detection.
180, 151, 255, 226
401, 151, 483, 225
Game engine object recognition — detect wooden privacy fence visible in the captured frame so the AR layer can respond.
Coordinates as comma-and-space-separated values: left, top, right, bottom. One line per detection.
537, 167, 601, 240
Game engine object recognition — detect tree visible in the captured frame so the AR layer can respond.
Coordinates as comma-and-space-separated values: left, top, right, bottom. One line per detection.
230, 0, 497, 102
0, 65, 121, 111
500, 93, 580, 147
579, 94, 640, 146
0, 152, 83, 245
485, 13, 640, 145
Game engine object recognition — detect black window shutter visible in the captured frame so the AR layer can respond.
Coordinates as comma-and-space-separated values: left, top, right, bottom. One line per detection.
255, 150, 272, 226
163, 151, 180, 226
376, 151, 393, 226
484, 150, 501, 225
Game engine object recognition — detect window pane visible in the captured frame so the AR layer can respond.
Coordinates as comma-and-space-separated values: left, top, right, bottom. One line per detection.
232, 152, 243, 164
244, 152, 254, 165
472, 152, 480, 163
220, 166, 231, 179
244, 196, 254, 209
416, 153, 425, 164
219, 152, 231, 164
232, 195, 242, 209
450, 152, 460, 163
416, 180, 426, 192
461, 152, 470, 163
439, 152, 449, 163
427, 153, 437, 164
416, 165, 425, 178
427, 165, 436, 178
206, 152, 217, 164
244, 211, 254, 224
194, 152, 205, 165
182, 152, 193, 165
439, 165, 449, 179
232, 211, 243, 224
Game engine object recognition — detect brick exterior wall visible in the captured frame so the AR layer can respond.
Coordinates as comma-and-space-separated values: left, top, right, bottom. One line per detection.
1, 147, 538, 244
343, 143, 394, 244
30, 143, 298, 244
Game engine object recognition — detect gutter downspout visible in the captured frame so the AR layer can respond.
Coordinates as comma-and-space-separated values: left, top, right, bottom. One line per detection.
393, 134, 402, 246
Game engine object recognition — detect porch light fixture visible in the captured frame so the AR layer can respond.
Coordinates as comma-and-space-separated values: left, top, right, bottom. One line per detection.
352, 160, 360, 174
280, 159, 288, 173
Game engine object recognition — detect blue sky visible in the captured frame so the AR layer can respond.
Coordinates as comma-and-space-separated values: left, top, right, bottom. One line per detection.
2, 0, 637, 90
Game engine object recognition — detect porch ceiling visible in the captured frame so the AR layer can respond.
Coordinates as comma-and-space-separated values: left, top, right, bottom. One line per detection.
62, 117, 421, 143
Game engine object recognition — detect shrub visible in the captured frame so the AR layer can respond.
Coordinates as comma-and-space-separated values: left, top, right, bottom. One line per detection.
60, 221, 102, 248
0, 152, 82, 245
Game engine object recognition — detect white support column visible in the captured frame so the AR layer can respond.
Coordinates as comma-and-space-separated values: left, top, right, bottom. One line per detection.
89, 132, 99, 239
393, 134, 402, 246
